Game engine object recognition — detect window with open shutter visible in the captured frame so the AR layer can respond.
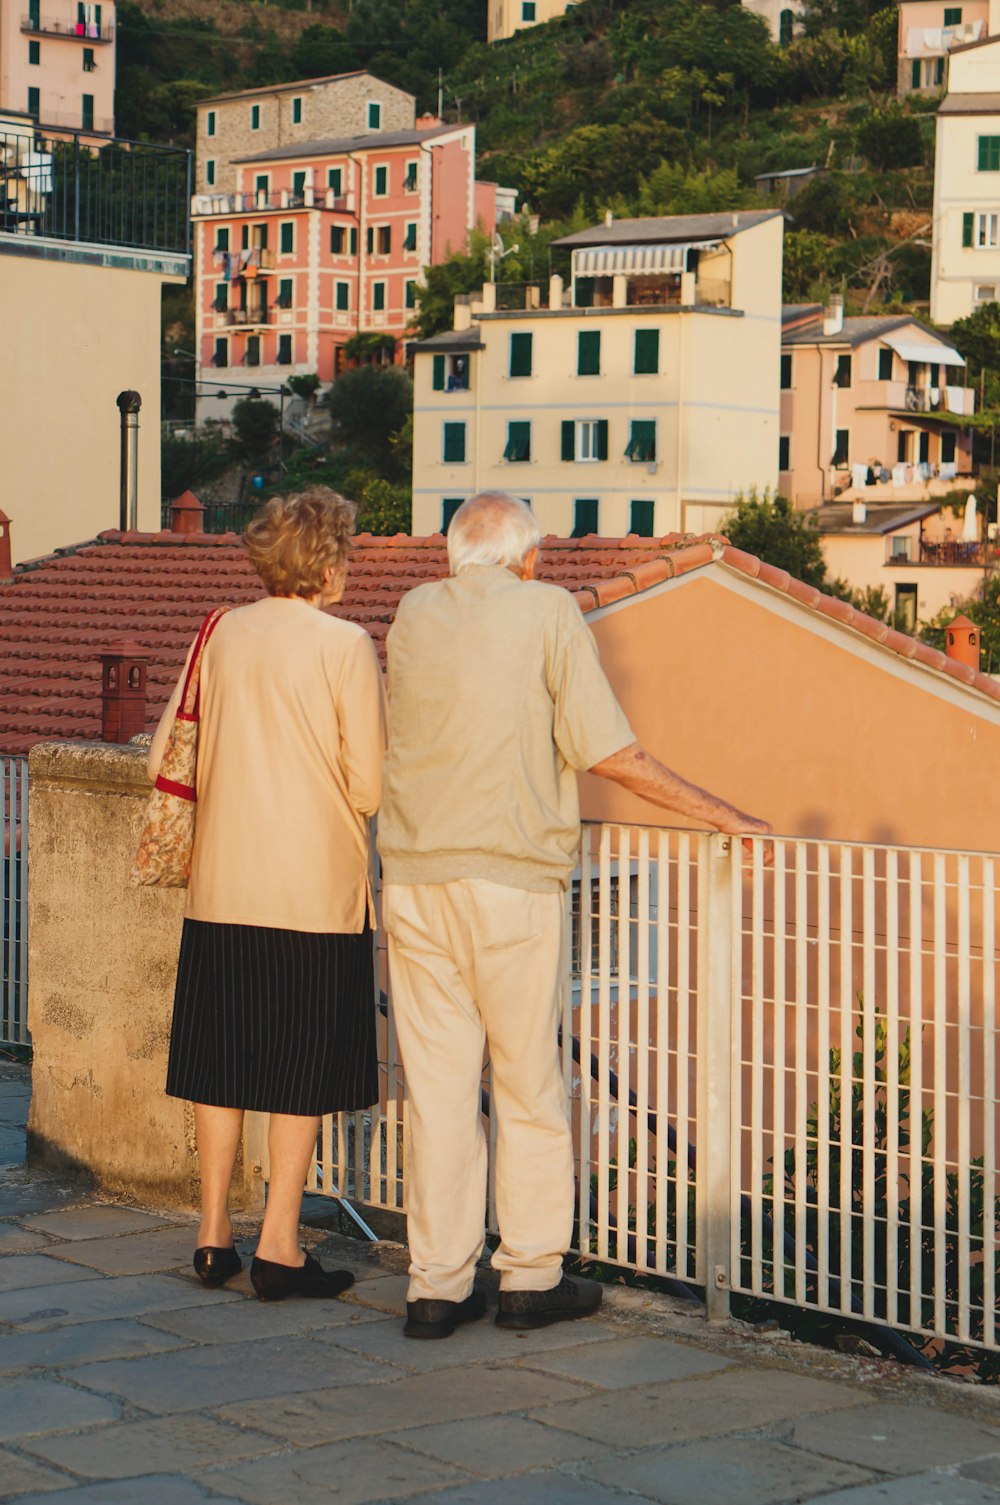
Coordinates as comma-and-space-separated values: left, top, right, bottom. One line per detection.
573, 499, 599, 537
432, 355, 445, 390
443, 423, 466, 463
578, 330, 600, 376
213, 338, 228, 368
214, 284, 228, 312
832, 428, 849, 466
336, 282, 349, 311
278, 278, 293, 308
625, 420, 656, 462
634, 329, 659, 375
330, 226, 345, 254
328, 167, 342, 196
277, 334, 292, 365
280, 222, 294, 254
504, 421, 531, 462
509, 333, 532, 378
630, 500, 654, 537
878, 348, 893, 381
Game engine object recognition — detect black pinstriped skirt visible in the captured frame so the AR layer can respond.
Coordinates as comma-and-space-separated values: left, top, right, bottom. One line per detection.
165, 918, 379, 1116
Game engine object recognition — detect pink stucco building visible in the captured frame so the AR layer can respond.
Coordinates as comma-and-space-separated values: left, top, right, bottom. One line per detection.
2, 0, 115, 137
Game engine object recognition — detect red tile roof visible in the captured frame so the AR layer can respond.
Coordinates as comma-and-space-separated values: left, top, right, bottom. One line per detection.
0, 527, 995, 757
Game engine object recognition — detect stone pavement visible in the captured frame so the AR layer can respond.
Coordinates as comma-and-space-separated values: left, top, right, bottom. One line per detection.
4, 1060, 1000, 1505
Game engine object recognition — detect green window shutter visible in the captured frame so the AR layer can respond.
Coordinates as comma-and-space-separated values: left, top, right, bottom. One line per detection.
919, 430, 930, 463
442, 499, 463, 532
336, 282, 349, 311
292, 96, 302, 124
944, 7, 962, 24
432, 355, 445, 390
832, 428, 849, 466
328, 168, 342, 196
979, 136, 1000, 171
375, 165, 387, 195
350, 228, 358, 255
963, 212, 975, 247
942, 431, 957, 463
509, 333, 532, 378
577, 330, 600, 376
572, 499, 599, 537
280, 222, 294, 253
780, 353, 792, 389
373, 282, 385, 311
596, 419, 609, 461
366, 227, 374, 254
405, 280, 417, 309
878, 348, 893, 380
779, 436, 790, 471
504, 421, 531, 462
278, 278, 292, 307
625, 420, 656, 462
216, 227, 229, 251
634, 329, 659, 375
293, 172, 306, 197
278, 334, 292, 364
911, 59, 921, 89
561, 420, 575, 461
443, 423, 466, 464
630, 500, 654, 537
214, 284, 227, 312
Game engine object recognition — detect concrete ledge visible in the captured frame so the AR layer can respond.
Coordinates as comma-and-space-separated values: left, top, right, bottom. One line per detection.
26, 737, 261, 1212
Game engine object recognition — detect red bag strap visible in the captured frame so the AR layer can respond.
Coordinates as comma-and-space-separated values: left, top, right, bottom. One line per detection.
178, 607, 231, 720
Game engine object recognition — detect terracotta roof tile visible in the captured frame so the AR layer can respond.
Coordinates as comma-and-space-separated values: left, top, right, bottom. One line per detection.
1, 523, 995, 756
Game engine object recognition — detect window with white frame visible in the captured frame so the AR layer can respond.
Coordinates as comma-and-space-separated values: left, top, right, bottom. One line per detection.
976, 283, 998, 302
976, 213, 1000, 248
577, 419, 601, 461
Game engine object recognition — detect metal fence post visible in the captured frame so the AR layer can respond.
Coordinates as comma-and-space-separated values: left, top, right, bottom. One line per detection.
698, 831, 737, 1323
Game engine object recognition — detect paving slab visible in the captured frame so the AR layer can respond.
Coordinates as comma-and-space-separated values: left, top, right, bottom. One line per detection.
806, 1475, 1000, 1504
220, 1366, 595, 1447
513, 1333, 730, 1389
0, 1447, 72, 1500
582, 1434, 879, 1504
11, 1476, 245, 1505
315, 1314, 620, 1374
141, 1295, 386, 1345
22, 1413, 283, 1481
0, 1222, 52, 1255
66, 1333, 399, 1413
3, 1273, 242, 1329
339, 1272, 410, 1317
403, 1474, 659, 1505
962, 1458, 1000, 1489
0, 1317, 190, 1374
773, 1403, 1000, 1475
0, 1375, 123, 1441
0, 1254, 103, 1293
530, 1366, 866, 1448
387, 1414, 613, 1478
22, 1206, 176, 1241
195, 1436, 469, 1505
44, 1226, 203, 1277
0, 1171, 77, 1218
0, 1128, 26, 1162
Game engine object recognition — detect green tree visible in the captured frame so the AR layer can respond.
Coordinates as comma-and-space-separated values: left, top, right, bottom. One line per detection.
856, 106, 924, 171
412, 236, 489, 340
720, 489, 829, 589
231, 399, 279, 468
950, 303, 1000, 410
922, 575, 1000, 673
327, 365, 413, 476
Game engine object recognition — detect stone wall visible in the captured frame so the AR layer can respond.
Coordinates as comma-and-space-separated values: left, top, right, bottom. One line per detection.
26, 740, 264, 1212
197, 74, 416, 193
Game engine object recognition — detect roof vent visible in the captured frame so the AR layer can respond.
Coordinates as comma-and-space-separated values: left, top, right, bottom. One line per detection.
170, 491, 205, 535
604, 209, 613, 227
946, 613, 980, 671
852, 500, 867, 525
823, 294, 844, 337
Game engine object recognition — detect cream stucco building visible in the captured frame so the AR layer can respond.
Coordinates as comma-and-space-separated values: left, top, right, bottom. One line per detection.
487, 0, 578, 42
0, 107, 189, 565
2, 0, 115, 137
410, 210, 784, 540
741, 0, 804, 45
931, 30, 1000, 321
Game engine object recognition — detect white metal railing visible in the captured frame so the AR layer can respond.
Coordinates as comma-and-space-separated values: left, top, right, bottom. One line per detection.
290, 823, 1000, 1361
2, 758, 30, 1047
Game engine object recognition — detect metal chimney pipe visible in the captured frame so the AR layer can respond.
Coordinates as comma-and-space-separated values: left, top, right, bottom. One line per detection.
116, 390, 142, 532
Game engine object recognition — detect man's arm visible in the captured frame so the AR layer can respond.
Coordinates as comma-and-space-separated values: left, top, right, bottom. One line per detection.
588, 742, 772, 850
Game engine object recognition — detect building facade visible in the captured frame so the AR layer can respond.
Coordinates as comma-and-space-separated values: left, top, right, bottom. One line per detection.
194, 72, 416, 196
931, 33, 1000, 321
779, 303, 974, 507
410, 210, 784, 540
897, 0, 990, 96
1, 0, 115, 137
192, 119, 481, 415
488, 0, 577, 42
741, 0, 804, 45
0, 109, 189, 562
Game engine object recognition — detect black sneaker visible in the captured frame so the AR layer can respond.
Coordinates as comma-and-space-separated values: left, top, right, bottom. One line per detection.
495, 1274, 602, 1330
404, 1287, 487, 1340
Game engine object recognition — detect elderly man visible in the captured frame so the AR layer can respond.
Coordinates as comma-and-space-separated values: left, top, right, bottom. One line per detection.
379, 492, 770, 1340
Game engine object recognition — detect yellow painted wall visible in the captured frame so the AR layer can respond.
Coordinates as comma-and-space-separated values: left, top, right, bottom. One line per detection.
1, 250, 176, 565
488, 0, 576, 43
820, 530, 985, 620
932, 39, 1000, 323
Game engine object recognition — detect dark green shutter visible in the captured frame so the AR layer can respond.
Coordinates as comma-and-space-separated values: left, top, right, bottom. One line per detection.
963, 212, 974, 247
634, 329, 659, 375
596, 419, 609, 461
944, 6, 962, 23
629, 500, 654, 537
572, 499, 599, 537
336, 282, 349, 310
911, 59, 921, 89
432, 355, 445, 390
281, 222, 293, 253
504, 421, 531, 461
509, 333, 532, 378
978, 136, 1000, 171
780, 353, 792, 389
578, 330, 600, 376
878, 348, 893, 380
779, 436, 790, 471
443, 423, 466, 463
626, 420, 656, 462
561, 421, 575, 461
442, 499, 463, 532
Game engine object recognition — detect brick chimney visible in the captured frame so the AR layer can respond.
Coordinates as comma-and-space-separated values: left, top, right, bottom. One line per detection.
100, 643, 148, 744
945, 614, 980, 671
0, 510, 11, 580
170, 490, 205, 535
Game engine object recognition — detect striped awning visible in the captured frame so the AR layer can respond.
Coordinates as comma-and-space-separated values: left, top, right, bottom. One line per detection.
572, 241, 719, 277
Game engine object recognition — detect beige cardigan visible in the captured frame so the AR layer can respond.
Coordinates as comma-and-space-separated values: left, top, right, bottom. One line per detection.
149, 595, 387, 934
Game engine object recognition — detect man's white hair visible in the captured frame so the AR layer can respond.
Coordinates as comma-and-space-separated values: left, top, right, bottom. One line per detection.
446, 491, 542, 574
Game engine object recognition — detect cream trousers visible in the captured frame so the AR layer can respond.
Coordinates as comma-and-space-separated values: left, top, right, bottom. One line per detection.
383, 879, 574, 1303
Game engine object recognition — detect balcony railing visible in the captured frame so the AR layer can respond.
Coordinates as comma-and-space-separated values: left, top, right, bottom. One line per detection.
193, 189, 350, 216
0, 125, 190, 256
897, 384, 975, 417
21, 14, 113, 41
918, 539, 991, 567
226, 306, 270, 327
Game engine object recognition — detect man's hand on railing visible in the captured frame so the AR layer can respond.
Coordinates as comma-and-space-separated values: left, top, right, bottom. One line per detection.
588, 743, 774, 863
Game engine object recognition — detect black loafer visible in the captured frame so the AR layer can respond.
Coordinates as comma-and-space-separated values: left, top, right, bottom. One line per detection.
193, 1244, 243, 1289
250, 1250, 355, 1302
404, 1287, 487, 1340
496, 1274, 602, 1330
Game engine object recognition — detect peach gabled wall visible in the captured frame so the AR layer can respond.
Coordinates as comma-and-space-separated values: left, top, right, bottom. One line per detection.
1, 0, 116, 136
578, 568, 1000, 852
429, 137, 472, 260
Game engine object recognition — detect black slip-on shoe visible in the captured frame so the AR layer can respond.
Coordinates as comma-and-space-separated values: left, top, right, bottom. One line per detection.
193, 1245, 243, 1289
404, 1288, 488, 1340
495, 1274, 602, 1330
250, 1251, 355, 1302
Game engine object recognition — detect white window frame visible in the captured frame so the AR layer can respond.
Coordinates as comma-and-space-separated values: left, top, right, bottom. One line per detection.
976, 283, 998, 302
976, 212, 1000, 248
890, 534, 913, 561
576, 419, 600, 462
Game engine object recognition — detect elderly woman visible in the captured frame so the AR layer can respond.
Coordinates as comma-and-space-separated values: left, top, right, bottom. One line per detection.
149, 488, 386, 1301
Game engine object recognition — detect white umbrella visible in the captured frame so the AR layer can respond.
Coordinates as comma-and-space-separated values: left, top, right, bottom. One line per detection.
962, 494, 979, 543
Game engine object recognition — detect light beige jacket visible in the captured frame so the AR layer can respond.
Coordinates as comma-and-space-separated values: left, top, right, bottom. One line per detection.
149, 595, 387, 933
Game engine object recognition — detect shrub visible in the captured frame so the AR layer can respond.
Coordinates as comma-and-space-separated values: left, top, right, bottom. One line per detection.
856, 107, 924, 171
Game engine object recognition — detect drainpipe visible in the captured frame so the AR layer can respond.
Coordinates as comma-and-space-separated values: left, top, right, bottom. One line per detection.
116, 390, 141, 532
348, 152, 364, 340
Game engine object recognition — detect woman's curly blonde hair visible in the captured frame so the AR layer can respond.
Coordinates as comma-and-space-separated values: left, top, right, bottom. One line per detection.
244, 487, 357, 598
